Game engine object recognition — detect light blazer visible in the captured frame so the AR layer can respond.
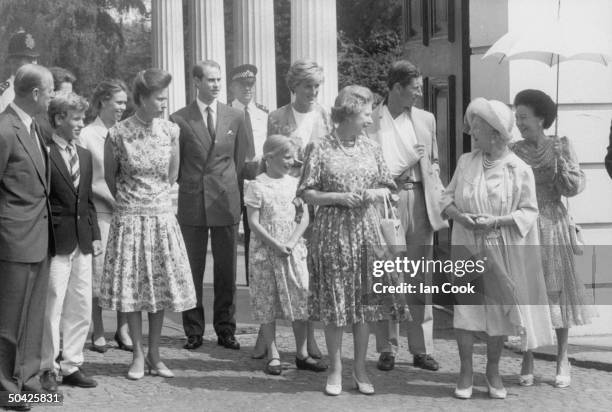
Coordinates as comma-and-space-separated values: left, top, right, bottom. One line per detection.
48, 141, 100, 255
267, 103, 332, 152
367, 104, 449, 231
0, 106, 55, 262
171, 101, 249, 227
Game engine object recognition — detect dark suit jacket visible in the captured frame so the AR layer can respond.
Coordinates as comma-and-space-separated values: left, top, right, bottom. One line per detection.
48, 140, 100, 255
0, 106, 54, 262
171, 101, 248, 227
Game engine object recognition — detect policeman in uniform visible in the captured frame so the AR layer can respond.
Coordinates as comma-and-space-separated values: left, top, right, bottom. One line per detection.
229, 63, 269, 282
0, 29, 40, 113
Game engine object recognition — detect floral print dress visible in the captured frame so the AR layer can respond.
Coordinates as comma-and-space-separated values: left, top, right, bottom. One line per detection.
297, 134, 411, 327
512, 137, 595, 328
245, 174, 310, 323
99, 116, 196, 313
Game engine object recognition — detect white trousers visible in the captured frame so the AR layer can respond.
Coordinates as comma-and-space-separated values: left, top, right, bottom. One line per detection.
41, 246, 92, 374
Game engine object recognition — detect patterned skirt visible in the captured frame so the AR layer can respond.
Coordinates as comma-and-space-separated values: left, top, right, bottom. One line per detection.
98, 211, 196, 313
539, 201, 596, 328
308, 205, 411, 327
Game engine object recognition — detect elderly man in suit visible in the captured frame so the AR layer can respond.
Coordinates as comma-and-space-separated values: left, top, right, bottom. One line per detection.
0, 64, 54, 409
39, 92, 101, 392
171, 60, 249, 351
368, 60, 448, 373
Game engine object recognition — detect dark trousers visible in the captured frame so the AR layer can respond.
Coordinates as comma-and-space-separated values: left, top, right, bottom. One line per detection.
242, 206, 251, 283
180, 224, 237, 337
0, 258, 49, 393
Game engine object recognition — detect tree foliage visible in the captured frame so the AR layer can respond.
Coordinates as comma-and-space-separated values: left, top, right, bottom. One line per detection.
336, 0, 403, 100
0, 0, 149, 99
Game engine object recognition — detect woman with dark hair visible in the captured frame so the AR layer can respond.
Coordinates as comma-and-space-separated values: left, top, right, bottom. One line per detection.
298, 85, 409, 396
79, 79, 131, 353
511, 89, 595, 388
99, 69, 196, 380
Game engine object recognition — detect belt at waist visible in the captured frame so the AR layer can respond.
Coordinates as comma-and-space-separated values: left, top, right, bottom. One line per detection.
398, 181, 423, 190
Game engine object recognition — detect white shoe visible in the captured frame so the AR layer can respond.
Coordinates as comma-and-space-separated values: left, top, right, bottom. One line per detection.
352, 373, 375, 395
554, 363, 571, 388
324, 377, 342, 396
519, 374, 534, 387
453, 385, 473, 399
485, 376, 507, 399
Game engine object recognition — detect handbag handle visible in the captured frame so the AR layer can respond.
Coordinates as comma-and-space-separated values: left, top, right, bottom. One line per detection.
383, 192, 398, 221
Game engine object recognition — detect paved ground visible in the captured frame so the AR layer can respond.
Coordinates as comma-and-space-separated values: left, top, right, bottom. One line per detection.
30, 299, 612, 412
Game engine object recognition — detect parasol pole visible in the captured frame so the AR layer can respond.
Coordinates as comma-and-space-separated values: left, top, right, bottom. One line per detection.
554, 0, 561, 136
555, 54, 560, 136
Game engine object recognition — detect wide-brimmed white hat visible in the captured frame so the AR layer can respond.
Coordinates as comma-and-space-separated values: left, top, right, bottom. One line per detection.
464, 97, 514, 142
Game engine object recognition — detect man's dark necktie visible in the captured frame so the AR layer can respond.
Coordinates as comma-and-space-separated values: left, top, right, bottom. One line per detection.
244, 107, 255, 160
30, 121, 46, 170
206, 106, 215, 142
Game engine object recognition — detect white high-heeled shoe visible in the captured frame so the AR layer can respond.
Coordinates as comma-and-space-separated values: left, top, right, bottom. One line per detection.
519, 374, 534, 387
554, 362, 571, 388
146, 356, 175, 378
324, 377, 342, 396
352, 373, 375, 395
126, 363, 144, 380
453, 385, 473, 399
484, 376, 507, 399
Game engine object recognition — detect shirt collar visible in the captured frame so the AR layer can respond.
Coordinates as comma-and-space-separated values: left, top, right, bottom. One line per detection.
52, 133, 76, 151
196, 97, 217, 115
231, 99, 251, 111
9, 102, 33, 130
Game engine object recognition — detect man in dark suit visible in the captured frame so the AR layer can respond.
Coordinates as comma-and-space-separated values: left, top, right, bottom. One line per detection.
171, 60, 249, 351
0, 64, 55, 409
39, 92, 100, 391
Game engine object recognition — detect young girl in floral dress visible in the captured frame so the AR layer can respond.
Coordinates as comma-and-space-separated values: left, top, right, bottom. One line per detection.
245, 134, 327, 375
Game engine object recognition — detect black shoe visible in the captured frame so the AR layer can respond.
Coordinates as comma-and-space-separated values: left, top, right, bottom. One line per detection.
61, 370, 98, 388
265, 358, 282, 375
413, 354, 439, 371
40, 370, 58, 393
114, 332, 133, 352
90, 336, 108, 353
295, 356, 327, 372
217, 334, 240, 350
377, 352, 395, 371
183, 335, 203, 350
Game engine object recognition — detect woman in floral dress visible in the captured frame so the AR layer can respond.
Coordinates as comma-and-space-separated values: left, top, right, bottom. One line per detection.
245, 134, 327, 376
298, 85, 410, 396
100, 69, 196, 380
512, 89, 595, 388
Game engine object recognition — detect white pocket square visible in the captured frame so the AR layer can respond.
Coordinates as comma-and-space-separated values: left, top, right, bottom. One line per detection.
227, 130, 234, 135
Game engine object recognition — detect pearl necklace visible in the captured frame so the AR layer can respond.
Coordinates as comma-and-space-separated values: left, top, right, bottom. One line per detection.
483, 153, 502, 169
335, 135, 358, 156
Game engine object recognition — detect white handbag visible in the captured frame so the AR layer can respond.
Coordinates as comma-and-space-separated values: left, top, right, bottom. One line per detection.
378, 194, 406, 255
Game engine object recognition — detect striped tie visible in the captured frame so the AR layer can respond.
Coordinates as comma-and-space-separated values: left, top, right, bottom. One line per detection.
66, 144, 80, 188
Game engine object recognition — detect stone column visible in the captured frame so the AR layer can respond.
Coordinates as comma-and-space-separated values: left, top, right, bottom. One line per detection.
290, 0, 339, 109
151, 0, 186, 116
188, 0, 228, 103
232, 0, 277, 110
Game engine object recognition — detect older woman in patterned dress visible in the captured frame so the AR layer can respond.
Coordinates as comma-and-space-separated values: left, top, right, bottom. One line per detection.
100, 69, 196, 380
298, 85, 409, 396
512, 89, 595, 388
